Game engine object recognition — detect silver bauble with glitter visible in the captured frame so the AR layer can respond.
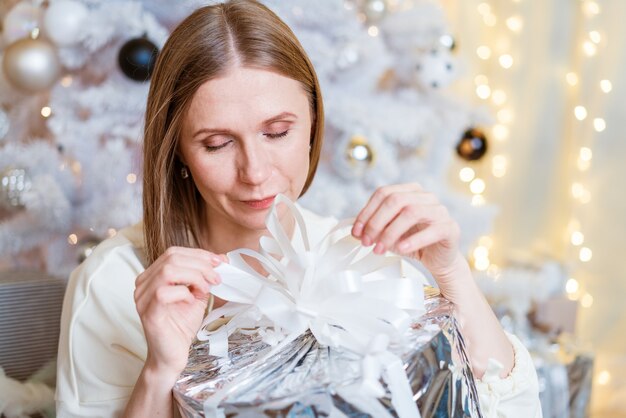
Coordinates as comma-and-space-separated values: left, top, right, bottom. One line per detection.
0, 167, 31, 211
3, 37, 62, 93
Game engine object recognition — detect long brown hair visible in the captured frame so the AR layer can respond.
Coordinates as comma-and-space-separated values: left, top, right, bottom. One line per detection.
142, 0, 324, 264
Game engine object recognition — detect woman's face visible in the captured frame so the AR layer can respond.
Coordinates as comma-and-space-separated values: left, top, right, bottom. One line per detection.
179, 66, 312, 238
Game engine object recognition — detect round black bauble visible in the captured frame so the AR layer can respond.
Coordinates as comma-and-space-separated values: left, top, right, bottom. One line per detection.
456, 128, 488, 161
118, 37, 159, 82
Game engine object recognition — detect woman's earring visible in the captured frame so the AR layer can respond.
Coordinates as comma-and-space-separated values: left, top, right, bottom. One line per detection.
181, 166, 189, 179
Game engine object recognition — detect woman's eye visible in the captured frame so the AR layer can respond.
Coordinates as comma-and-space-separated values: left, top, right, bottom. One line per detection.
205, 140, 232, 152
265, 130, 289, 139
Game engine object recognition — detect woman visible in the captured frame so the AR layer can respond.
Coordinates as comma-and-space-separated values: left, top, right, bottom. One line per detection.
56, 1, 541, 417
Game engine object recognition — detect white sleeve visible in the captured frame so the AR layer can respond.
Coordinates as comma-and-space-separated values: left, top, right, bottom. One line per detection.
56, 237, 147, 418
475, 333, 543, 418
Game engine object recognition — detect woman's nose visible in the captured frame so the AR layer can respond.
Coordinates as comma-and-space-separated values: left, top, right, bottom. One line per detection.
238, 141, 272, 185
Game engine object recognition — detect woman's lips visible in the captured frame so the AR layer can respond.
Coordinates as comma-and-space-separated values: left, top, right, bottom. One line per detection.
242, 196, 276, 209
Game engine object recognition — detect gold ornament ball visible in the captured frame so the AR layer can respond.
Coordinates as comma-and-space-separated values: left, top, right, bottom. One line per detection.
345, 135, 375, 168
2, 37, 61, 93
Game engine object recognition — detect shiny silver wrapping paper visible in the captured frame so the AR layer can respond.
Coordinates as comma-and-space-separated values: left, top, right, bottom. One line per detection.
173, 290, 482, 417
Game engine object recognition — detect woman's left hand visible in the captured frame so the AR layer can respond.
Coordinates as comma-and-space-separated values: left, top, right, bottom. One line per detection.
351, 183, 465, 284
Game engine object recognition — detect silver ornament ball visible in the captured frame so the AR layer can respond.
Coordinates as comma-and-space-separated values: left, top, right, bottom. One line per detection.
3, 37, 62, 93
0, 167, 31, 210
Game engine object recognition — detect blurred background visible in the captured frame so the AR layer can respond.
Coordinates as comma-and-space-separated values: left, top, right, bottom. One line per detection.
0, 0, 623, 416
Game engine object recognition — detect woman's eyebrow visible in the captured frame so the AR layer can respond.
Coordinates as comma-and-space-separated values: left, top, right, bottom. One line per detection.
261, 112, 298, 126
192, 112, 298, 139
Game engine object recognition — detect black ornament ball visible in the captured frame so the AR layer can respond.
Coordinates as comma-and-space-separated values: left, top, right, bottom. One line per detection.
456, 128, 488, 161
118, 37, 159, 82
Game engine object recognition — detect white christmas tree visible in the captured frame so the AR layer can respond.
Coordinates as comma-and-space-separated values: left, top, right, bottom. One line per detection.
0, 0, 494, 276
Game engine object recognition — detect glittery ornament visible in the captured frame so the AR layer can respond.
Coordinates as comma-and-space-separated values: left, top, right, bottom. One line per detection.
2, 37, 62, 93
346, 135, 375, 169
0, 167, 31, 210
456, 128, 488, 161
2, 2, 42, 44
0, 108, 10, 141
118, 36, 159, 82
363, 0, 388, 22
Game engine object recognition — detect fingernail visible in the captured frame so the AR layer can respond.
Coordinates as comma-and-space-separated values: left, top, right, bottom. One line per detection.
210, 255, 222, 266
214, 274, 222, 285
373, 242, 385, 255
352, 221, 364, 237
362, 234, 372, 246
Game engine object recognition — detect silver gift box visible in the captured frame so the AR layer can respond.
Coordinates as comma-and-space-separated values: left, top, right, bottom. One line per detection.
174, 290, 482, 417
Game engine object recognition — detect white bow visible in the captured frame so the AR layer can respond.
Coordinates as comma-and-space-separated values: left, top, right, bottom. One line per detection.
198, 194, 426, 418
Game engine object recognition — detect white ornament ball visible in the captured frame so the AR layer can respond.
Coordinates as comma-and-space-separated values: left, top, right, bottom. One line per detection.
414, 49, 456, 90
43, 0, 89, 47
2, 2, 42, 44
2, 37, 62, 93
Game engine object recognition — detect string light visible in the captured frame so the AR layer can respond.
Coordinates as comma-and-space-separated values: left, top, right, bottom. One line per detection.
505, 16, 523, 32
474, 74, 489, 85
459, 167, 475, 182
67, 234, 78, 245
477, 46, 491, 59
593, 118, 606, 132
566, 72, 579, 86
498, 54, 514, 69
61, 76, 73, 87
597, 370, 611, 385
583, 41, 597, 56
126, 173, 137, 184
581, 293, 594, 308
600, 79, 612, 93
583, 1, 600, 17
367, 26, 379, 36
470, 178, 486, 194
589, 30, 601, 44
574, 106, 588, 120
571, 231, 585, 246
41, 107, 52, 118
107, 228, 117, 237
476, 84, 491, 99
579, 247, 592, 262
566, 278, 580, 294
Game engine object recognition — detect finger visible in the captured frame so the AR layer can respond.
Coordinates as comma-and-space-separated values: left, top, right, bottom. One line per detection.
136, 247, 223, 287
395, 220, 459, 256
374, 204, 448, 255
352, 184, 423, 239
363, 192, 440, 249
136, 266, 213, 310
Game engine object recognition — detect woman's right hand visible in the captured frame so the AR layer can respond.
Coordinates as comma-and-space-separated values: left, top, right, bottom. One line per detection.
133, 247, 225, 382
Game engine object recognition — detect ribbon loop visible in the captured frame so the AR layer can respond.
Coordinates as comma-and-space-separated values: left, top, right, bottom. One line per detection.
198, 195, 427, 417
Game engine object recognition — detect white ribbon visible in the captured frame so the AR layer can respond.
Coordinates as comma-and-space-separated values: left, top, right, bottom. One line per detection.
197, 194, 426, 417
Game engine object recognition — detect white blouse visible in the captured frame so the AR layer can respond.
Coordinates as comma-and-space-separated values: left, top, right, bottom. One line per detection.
56, 206, 541, 417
